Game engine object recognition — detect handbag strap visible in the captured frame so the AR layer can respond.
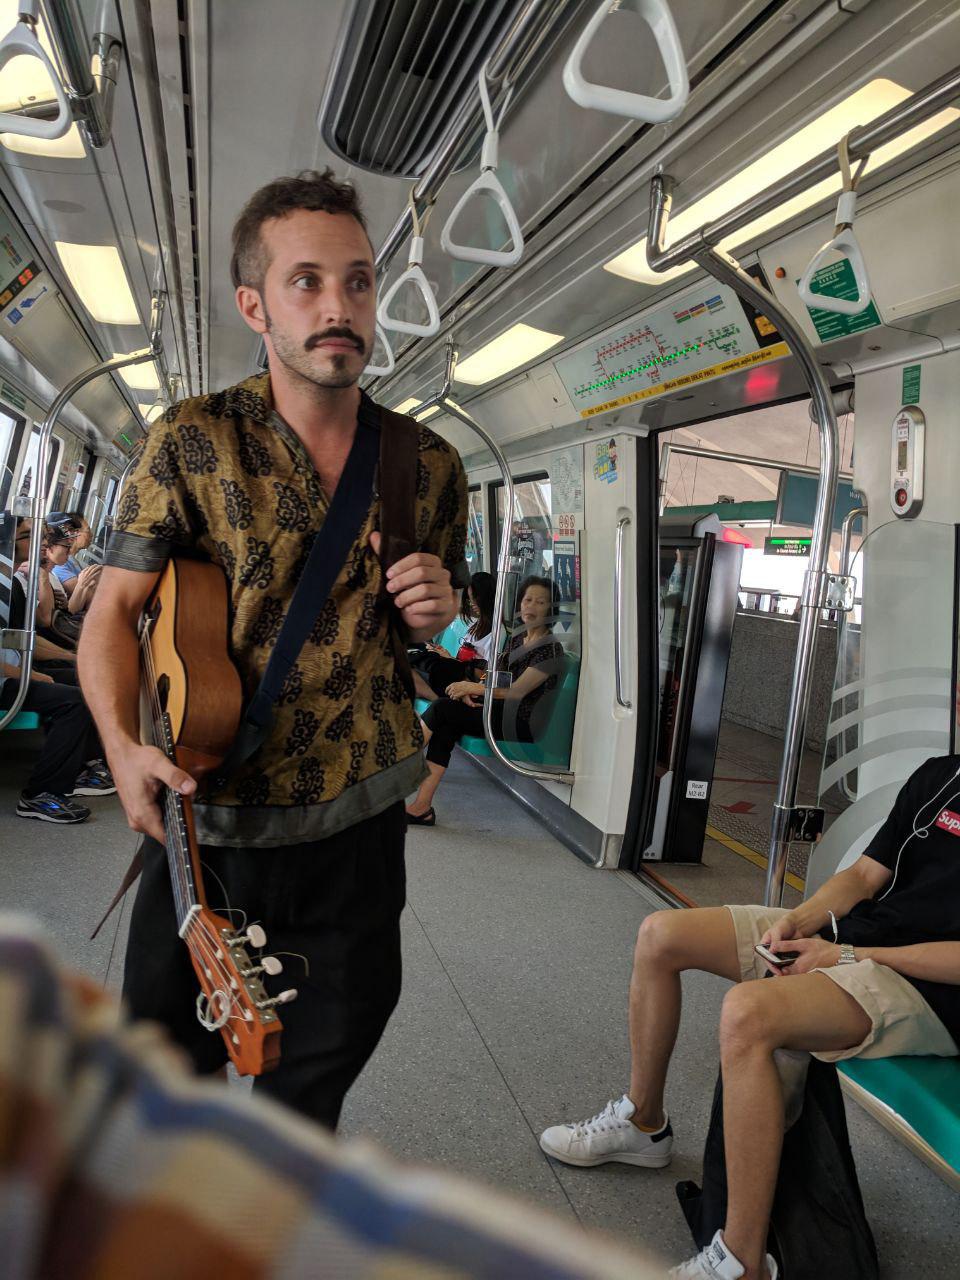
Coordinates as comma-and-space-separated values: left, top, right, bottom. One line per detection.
377, 407, 420, 699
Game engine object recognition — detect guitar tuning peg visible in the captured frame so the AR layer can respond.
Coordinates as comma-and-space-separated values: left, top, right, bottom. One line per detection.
256, 987, 297, 1011
260, 955, 283, 976
229, 923, 267, 949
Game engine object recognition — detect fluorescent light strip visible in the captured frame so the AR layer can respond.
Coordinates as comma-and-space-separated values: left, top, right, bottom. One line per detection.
605, 79, 960, 286
454, 322, 564, 386
57, 242, 140, 325
115, 359, 160, 392
393, 397, 421, 414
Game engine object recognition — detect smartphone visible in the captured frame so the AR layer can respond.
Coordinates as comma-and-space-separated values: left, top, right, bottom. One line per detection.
755, 942, 800, 967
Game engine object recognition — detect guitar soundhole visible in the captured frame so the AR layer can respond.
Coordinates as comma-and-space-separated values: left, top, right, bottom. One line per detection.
157, 673, 170, 712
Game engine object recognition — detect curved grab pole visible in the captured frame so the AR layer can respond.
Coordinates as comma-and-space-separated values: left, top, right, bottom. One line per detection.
798, 136, 873, 317
0, 293, 166, 733
647, 176, 839, 906
415, 344, 573, 785
0, 2, 72, 140
440, 63, 524, 268
562, 0, 689, 124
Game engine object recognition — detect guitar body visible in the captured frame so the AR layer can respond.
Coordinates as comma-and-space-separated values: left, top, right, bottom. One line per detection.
142, 559, 284, 1076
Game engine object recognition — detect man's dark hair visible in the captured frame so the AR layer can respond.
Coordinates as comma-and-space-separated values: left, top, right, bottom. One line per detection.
230, 168, 370, 290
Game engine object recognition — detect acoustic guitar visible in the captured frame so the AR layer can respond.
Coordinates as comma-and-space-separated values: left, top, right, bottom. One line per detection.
139, 558, 293, 1075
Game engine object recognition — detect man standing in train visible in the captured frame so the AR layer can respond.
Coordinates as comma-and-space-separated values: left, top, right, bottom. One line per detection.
78, 170, 469, 1129
540, 754, 960, 1280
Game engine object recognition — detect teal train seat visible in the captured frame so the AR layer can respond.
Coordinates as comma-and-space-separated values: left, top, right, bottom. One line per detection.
838, 1055, 960, 1188
1, 710, 40, 731
414, 652, 580, 770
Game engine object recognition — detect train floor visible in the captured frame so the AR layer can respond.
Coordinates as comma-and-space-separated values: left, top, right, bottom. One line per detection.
0, 735, 956, 1276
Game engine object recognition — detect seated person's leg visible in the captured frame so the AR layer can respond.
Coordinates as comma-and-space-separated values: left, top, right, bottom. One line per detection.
412, 669, 436, 703
716, 972, 871, 1279
541, 906, 744, 1165
406, 696, 484, 821
9, 680, 99, 822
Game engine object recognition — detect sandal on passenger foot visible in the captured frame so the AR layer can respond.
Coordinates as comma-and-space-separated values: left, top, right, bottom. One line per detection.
406, 807, 436, 827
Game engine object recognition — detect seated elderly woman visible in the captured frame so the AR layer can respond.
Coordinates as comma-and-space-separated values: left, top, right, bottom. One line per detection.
406, 576, 564, 826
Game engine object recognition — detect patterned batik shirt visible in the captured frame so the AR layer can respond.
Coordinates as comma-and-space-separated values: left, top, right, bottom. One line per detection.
105, 372, 468, 847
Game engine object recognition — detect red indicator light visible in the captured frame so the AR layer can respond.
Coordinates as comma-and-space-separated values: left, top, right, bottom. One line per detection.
895, 488, 908, 508
721, 528, 753, 548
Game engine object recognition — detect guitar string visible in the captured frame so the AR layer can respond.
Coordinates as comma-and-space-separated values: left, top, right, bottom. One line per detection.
140, 628, 251, 1027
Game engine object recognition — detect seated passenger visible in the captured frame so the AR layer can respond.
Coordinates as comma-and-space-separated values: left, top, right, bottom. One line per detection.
411, 571, 496, 701
406, 576, 564, 826
47, 510, 101, 614
12, 522, 79, 663
1, 640, 115, 822
539, 754, 960, 1280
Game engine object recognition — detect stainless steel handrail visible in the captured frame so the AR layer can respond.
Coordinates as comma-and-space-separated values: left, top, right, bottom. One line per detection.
834, 504, 866, 804
614, 515, 632, 709
0, 294, 165, 733
649, 190, 839, 907
416, 343, 574, 786
44, 0, 122, 149
647, 67, 960, 274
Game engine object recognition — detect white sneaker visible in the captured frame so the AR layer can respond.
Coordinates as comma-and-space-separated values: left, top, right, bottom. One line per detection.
539, 1094, 673, 1168
670, 1230, 778, 1280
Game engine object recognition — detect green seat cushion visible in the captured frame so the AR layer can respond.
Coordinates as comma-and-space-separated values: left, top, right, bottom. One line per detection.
3, 711, 40, 731
838, 1055, 960, 1175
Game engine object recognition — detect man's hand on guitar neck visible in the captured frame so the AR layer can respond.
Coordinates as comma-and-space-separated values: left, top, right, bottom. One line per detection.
108, 743, 196, 845
370, 532, 458, 643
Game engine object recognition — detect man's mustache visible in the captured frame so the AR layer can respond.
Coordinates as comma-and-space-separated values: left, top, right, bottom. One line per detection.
305, 328, 365, 354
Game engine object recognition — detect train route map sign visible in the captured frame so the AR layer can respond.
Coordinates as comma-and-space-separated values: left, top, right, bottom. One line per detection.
553, 282, 789, 419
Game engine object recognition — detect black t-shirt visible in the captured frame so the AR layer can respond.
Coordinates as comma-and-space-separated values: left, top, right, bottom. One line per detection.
825, 754, 960, 1046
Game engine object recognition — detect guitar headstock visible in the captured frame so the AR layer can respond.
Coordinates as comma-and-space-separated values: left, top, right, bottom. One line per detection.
185, 906, 295, 1076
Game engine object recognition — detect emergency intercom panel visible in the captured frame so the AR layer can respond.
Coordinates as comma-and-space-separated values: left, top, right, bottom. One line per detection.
890, 404, 925, 518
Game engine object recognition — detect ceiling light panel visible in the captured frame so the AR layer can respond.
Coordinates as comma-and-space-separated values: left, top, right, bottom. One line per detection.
454, 323, 564, 386
394, 396, 421, 414
606, 79, 960, 286
116, 359, 159, 392
0, 3, 85, 158
57, 243, 140, 325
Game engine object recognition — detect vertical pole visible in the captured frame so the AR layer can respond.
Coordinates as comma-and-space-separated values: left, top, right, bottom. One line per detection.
691, 248, 839, 906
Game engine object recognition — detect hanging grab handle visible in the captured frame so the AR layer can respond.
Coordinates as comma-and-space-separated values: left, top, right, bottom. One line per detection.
0, 3, 72, 141
562, 0, 689, 124
798, 135, 873, 317
363, 323, 396, 377
377, 190, 441, 337
440, 64, 524, 268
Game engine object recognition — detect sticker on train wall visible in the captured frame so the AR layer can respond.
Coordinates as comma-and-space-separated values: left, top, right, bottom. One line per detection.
593, 438, 618, 484
798, 257, 881, 342
686, 780, 709, 800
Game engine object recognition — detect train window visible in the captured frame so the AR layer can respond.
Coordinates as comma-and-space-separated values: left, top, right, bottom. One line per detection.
0, 406, 25, 510
488, 467, 580, 773
491, 472, 552, 580
466, 486, 483, 574
17, 427, 62, 508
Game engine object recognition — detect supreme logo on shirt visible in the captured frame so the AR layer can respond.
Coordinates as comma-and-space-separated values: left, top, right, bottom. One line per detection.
935, 808, 960, 836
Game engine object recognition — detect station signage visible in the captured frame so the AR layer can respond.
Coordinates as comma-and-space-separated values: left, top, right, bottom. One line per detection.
764, 536, 811, 557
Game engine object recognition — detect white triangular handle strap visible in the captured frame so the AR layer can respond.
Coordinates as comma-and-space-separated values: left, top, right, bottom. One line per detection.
0, 9, 72, 141
377, 238, 441, 337
563, 0, 689, 124
363, 323, 395, 377
441, 169, 524, 267
798, 204, 872, 317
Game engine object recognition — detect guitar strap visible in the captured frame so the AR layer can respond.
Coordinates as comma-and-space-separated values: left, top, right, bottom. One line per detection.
92, 402, 421, 939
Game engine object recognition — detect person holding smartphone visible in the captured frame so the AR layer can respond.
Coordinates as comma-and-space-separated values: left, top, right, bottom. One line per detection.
540, 754, 960, 1280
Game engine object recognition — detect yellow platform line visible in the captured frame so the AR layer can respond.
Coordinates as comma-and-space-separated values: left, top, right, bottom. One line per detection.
705, 824, 806, 895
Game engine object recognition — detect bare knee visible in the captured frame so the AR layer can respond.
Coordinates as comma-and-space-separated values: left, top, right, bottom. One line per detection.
720, 984, 778, 1057
634, 910, 686, 970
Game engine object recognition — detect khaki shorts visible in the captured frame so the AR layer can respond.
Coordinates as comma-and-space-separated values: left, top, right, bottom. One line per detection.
726, 904, 958, 1063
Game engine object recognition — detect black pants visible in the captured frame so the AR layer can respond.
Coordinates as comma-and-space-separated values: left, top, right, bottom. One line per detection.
0, 676, 99, 796
411, 652, 472, 697
122, 801, 407, 1131
422, 697, 532, 768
